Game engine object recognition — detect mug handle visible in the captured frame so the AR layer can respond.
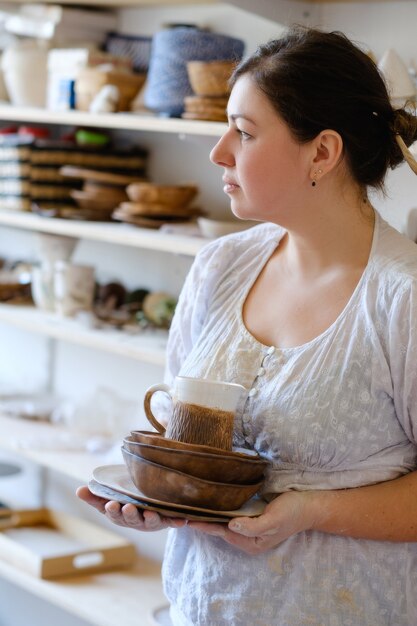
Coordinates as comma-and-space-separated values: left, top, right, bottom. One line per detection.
143, 383, 172, 434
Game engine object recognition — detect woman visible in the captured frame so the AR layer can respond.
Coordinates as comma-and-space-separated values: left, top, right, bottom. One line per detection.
78, 26, 417, 625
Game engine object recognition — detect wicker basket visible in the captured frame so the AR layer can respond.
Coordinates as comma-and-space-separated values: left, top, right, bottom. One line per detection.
186, 60, 236, 97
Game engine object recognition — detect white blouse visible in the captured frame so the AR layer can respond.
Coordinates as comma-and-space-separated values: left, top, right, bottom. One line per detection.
161, 212, 417, 626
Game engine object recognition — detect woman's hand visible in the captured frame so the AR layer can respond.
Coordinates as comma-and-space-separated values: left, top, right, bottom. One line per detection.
76, 486, 186, 532
187, 491, 316, 554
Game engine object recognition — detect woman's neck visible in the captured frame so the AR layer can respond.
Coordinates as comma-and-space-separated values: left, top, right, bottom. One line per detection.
276, 191, 375, 279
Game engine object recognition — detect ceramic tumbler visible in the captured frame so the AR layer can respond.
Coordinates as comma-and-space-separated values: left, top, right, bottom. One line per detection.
53, 262, 95, 317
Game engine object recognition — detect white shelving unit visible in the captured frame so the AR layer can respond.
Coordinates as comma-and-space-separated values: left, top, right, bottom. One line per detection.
0, 104, 227, 137
0, 303, 168, 364
0, 1, 401, 624
0, 27, 223, 622
0, 209, 208, 256
0, 411, 167, 626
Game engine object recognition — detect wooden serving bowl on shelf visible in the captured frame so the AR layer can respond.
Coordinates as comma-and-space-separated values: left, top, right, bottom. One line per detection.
126, 183, 198, 207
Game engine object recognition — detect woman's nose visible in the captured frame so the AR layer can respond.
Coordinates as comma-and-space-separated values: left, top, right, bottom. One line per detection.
210, 133, 234, 167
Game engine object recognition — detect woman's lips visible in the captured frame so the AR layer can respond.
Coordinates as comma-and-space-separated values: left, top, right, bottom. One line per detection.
223, 180, 239, 194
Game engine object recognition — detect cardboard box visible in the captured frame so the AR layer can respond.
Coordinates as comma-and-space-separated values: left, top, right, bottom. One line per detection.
0, 508, 136, 579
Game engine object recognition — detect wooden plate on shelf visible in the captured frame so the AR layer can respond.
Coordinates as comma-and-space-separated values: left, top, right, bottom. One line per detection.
117, 201, 204, 218
182, 112, 227, 122
112, 208, 193, 229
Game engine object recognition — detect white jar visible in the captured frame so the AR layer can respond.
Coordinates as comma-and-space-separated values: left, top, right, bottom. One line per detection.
2, 41, 49, 107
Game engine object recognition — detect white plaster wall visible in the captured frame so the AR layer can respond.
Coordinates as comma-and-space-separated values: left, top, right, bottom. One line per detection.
318, 1, 417, 235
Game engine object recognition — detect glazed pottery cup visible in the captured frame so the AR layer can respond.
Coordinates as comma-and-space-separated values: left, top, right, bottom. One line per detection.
31, 264, 55, 311
143, 376, 247, 450
53, 262, 95, 317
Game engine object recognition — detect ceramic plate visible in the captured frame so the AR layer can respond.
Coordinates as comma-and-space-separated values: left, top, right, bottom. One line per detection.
88, 480, 231, 522
92, 464, 266, 520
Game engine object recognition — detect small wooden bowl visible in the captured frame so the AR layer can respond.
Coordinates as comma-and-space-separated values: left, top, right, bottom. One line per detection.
122, 447, 262, 510
70, 190, 118, 213
126, 183, 198, 207
187, 60, 236, 96
123, 435, 268, 484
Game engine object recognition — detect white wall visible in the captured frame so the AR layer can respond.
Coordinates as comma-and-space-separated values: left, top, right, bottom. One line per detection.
317, 1, 417, 235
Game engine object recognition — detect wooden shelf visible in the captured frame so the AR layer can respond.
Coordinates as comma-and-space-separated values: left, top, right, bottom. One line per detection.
0, 210, 208, 257
0, 104, 227, 137
0, 304, 168, 365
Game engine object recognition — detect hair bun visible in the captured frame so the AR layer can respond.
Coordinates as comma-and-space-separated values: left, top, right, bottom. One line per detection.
390, 108, 417, 168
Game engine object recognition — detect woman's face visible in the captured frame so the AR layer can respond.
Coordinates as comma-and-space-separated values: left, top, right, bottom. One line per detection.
210, 74, 313, 225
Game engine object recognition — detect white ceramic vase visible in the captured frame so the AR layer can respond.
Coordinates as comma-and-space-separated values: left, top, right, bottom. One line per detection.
378, 48, 416, 108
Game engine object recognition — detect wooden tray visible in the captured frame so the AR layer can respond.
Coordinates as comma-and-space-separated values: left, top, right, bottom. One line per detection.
0, 508, 136, 579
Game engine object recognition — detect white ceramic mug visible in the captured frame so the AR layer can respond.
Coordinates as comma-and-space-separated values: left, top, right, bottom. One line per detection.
144, 376, 247, 449
53, 262, 95, 317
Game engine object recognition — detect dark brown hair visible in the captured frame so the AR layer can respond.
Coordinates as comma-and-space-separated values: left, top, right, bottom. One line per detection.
231, 26, 417, 190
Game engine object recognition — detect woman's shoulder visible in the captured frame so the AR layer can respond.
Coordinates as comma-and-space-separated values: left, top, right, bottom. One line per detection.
375, 215, 417, 282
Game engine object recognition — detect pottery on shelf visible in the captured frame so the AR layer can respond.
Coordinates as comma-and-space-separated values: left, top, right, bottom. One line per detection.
378, 48, 416, 107
144, 27, 244, 117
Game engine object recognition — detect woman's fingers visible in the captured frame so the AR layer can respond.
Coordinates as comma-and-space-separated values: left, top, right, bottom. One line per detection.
76, 486, 187, 531
76, 485, 108, 513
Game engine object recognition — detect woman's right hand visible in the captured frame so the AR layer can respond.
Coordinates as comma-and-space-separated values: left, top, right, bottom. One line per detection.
76, 485, 186, 532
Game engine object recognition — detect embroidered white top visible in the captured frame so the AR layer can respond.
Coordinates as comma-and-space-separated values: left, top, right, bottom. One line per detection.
161, 212, 417, 626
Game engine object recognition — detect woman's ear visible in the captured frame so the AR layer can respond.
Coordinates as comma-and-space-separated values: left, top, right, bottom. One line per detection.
309, 130, 344, 184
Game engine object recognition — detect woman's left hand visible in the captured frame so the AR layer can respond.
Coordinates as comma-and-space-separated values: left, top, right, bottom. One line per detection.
187, 490, 317, 555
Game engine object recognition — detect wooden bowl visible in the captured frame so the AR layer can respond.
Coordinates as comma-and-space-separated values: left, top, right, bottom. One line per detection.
123, 435, 268, 484
126, 182, 198, 207
70, 190, 119, 212
121, 447, 263, 510
129, 430, 259, 458
186, 60, 236, 96
82, 182, 128, 203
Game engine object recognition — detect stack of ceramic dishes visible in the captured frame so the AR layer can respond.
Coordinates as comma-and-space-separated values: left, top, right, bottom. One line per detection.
112, 182, 203, 229
120, 430, 268, 511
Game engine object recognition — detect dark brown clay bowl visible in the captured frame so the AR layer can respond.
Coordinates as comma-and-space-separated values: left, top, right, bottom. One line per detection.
121, 447, 263, 511
123, 435, 268, 484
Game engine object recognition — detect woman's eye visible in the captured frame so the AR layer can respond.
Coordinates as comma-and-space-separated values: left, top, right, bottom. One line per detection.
237, 129, 251, 141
